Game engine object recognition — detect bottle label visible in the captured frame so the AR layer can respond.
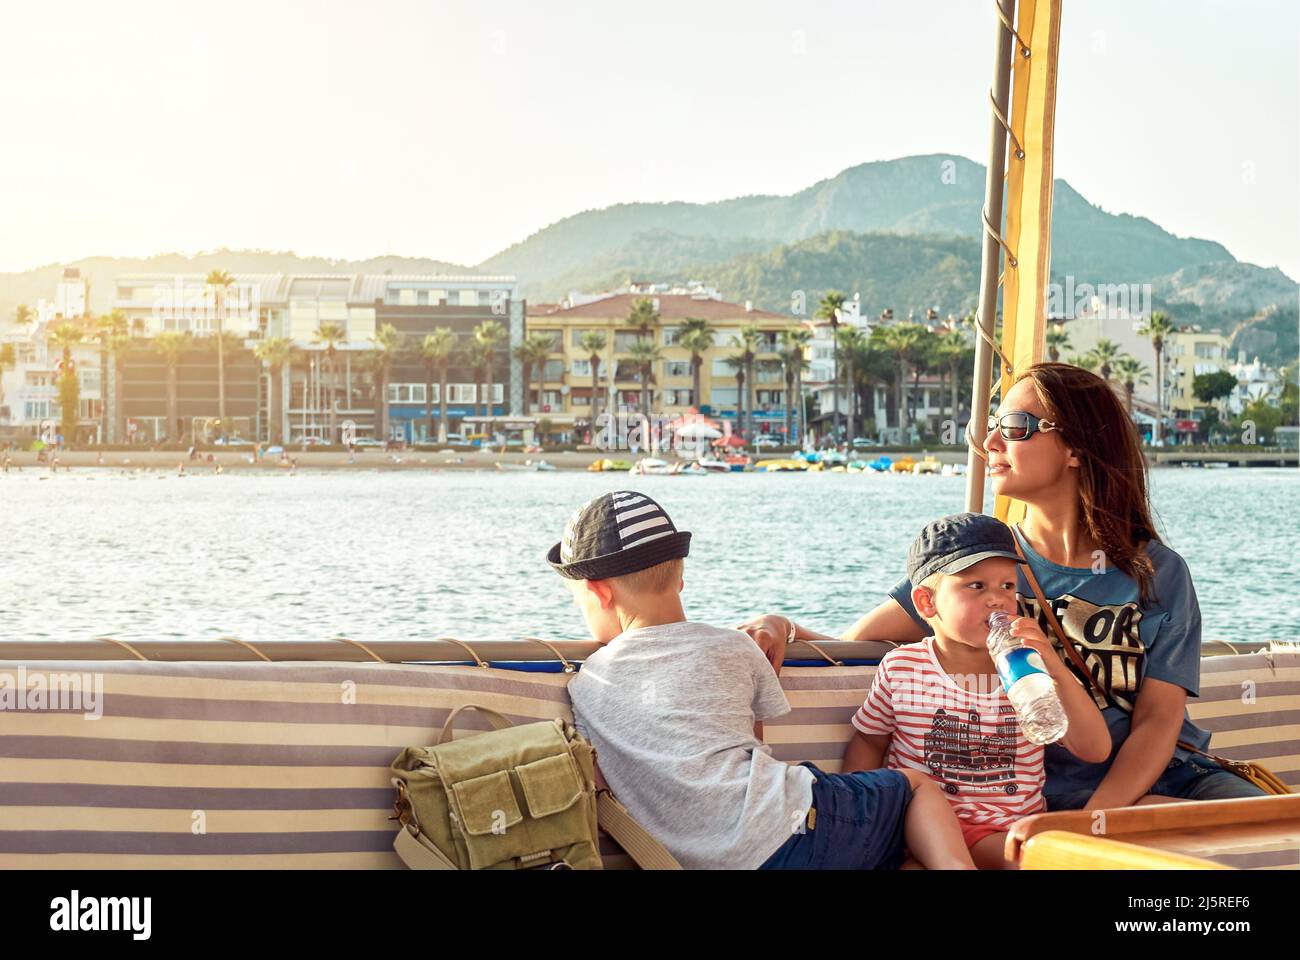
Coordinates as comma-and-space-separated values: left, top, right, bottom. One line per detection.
994, 647, 1049, 693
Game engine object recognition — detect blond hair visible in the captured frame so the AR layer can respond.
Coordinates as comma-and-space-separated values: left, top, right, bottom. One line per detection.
611, 558, 684, 596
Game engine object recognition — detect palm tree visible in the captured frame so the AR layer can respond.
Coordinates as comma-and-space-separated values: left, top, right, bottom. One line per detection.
49, 323, 86, 443
625, 297, 660, 339
907, 329, 940, 431
677, 318, 714, 411
578, 331, 608, 428
1138, 310, 1177, 444
467, 339, 494, 420
1113, 356, 1151, 415
777, 332, 810, 445
418, 329, 456, 443
934, 328, 970, 425
1067, 351, 1097, 370
1046, 323, 1071, 363
254, 337, 294, 444
731, 324, 764, 438
628, 339, 663, 419
15, 304, 34, 328
473, 319, 507, 422
816, 291, 847, 440
1091, 338, 1124, 382
834, 325, 865, 440
0, 342, 15, 419
873, 323, 927, 437
723, 354, 747, 437
514, 332, 556, 415
369, 323, 403, 443
95, 309, 128, 442
152, 332, 191, 443
205, 269, 235, 423
312, 321, 347, 442
850, 334, 895, 435
779, 327, 813, 447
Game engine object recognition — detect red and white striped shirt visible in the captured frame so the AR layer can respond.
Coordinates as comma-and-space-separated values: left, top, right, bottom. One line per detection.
852, 638, 1045, 828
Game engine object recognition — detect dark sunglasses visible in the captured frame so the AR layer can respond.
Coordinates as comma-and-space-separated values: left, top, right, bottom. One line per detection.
986, 411, 1058, 441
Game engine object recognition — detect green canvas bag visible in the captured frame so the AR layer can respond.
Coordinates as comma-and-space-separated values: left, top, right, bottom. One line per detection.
390, 705, 680, 870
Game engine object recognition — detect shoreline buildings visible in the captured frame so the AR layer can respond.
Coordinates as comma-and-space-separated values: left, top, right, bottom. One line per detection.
2, 272, 523, 444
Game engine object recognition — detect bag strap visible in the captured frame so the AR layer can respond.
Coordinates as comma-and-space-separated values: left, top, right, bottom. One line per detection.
1011, 529, 1107, 704
437, 704, 513, 745
393, 823, 459, 870
1011, 528, 1272, 771
596, 790, 683, 870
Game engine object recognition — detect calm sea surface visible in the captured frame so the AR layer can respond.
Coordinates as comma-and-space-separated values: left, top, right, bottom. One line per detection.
2, 467, 1297, 644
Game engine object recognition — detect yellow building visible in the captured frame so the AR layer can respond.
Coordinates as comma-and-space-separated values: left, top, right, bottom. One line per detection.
1164, 327, 1231, 416
525, 293, 795, 435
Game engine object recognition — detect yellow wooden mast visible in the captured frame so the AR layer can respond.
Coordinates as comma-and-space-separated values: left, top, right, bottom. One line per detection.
964, 0, 1064, 523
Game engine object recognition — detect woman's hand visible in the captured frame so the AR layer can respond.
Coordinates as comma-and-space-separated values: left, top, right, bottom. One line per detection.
737, 613, 791, 671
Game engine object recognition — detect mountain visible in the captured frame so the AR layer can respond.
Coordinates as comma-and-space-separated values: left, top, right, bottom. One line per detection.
1227, 304, 1299, 372
2, 155, 1292, 336
594, 230, 985, 319
483, 154, 1237, 299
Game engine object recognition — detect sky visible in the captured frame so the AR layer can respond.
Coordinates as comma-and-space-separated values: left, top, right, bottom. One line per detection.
1, 0, 1296, 277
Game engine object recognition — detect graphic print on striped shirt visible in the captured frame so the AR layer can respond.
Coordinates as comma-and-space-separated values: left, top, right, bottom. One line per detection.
851, 638, 1046, 828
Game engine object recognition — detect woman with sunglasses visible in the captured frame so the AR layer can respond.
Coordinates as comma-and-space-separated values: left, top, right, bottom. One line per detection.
744, 361, 1266, 811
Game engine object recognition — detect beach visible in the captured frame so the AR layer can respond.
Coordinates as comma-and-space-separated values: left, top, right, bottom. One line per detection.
0, 447, 975, 472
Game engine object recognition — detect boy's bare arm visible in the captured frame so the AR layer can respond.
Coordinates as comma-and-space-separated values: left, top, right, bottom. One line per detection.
843, 730, 890, 772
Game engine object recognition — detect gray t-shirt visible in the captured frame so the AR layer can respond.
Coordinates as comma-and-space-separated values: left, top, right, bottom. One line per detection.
569, 620, 815, 870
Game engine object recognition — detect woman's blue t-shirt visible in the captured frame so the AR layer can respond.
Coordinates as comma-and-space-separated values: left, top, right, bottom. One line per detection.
888, 524, 1213, 799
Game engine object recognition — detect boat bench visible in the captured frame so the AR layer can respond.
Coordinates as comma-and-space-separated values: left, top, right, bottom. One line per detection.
1, 651, 1296, 868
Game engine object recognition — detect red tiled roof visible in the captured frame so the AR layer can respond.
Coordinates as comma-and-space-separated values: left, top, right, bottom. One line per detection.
529, 294, 787, 322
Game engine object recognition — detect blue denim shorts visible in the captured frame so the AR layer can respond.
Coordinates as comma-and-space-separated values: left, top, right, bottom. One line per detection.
1045, 753, 1271, 811
759, 763, 912, 870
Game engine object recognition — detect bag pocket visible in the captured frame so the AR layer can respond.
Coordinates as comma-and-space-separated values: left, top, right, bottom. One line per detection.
515, 754, 583, 818
450, 769, 523, 838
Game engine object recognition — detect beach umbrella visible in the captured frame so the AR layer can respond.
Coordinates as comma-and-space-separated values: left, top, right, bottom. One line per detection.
675, 422, 723, 440
711, 435, 746, 448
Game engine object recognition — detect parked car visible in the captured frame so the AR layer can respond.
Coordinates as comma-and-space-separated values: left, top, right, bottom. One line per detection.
352, 438, 385, 448
443, 433, 468, 444
851, 437, 879, 450
753, 434, 783, 449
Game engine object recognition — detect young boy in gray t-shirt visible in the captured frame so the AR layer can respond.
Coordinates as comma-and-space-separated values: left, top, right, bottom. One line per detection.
550, 490, 975, 870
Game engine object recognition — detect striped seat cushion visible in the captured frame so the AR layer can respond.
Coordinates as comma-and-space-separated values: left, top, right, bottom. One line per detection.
1, 652, 1295, 869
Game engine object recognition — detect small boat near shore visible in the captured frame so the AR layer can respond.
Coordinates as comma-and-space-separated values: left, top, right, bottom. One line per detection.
587, 458, 633, 472
755, 458, 807, 472
495, 460, 558, 473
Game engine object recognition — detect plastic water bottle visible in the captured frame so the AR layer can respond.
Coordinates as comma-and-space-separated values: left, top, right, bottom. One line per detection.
986, 611, 1068, 745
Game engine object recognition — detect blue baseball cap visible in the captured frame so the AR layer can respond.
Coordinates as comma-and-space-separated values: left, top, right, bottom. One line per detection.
907, 512, 1025, 585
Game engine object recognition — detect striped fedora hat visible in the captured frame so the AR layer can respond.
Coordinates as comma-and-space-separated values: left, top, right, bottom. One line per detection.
547, 490, 691, 580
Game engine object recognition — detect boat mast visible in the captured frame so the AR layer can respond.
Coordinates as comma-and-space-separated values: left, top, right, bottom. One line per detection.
964, 0, 1063, 522
965, 0, 1018, 512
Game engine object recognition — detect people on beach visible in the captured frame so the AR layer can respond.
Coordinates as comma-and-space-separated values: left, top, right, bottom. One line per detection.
553, 491, 976, 870
744, 362, 1269, 809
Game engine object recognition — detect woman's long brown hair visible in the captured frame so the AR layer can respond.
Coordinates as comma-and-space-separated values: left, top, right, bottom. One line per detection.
1017, 362, 1161, 605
